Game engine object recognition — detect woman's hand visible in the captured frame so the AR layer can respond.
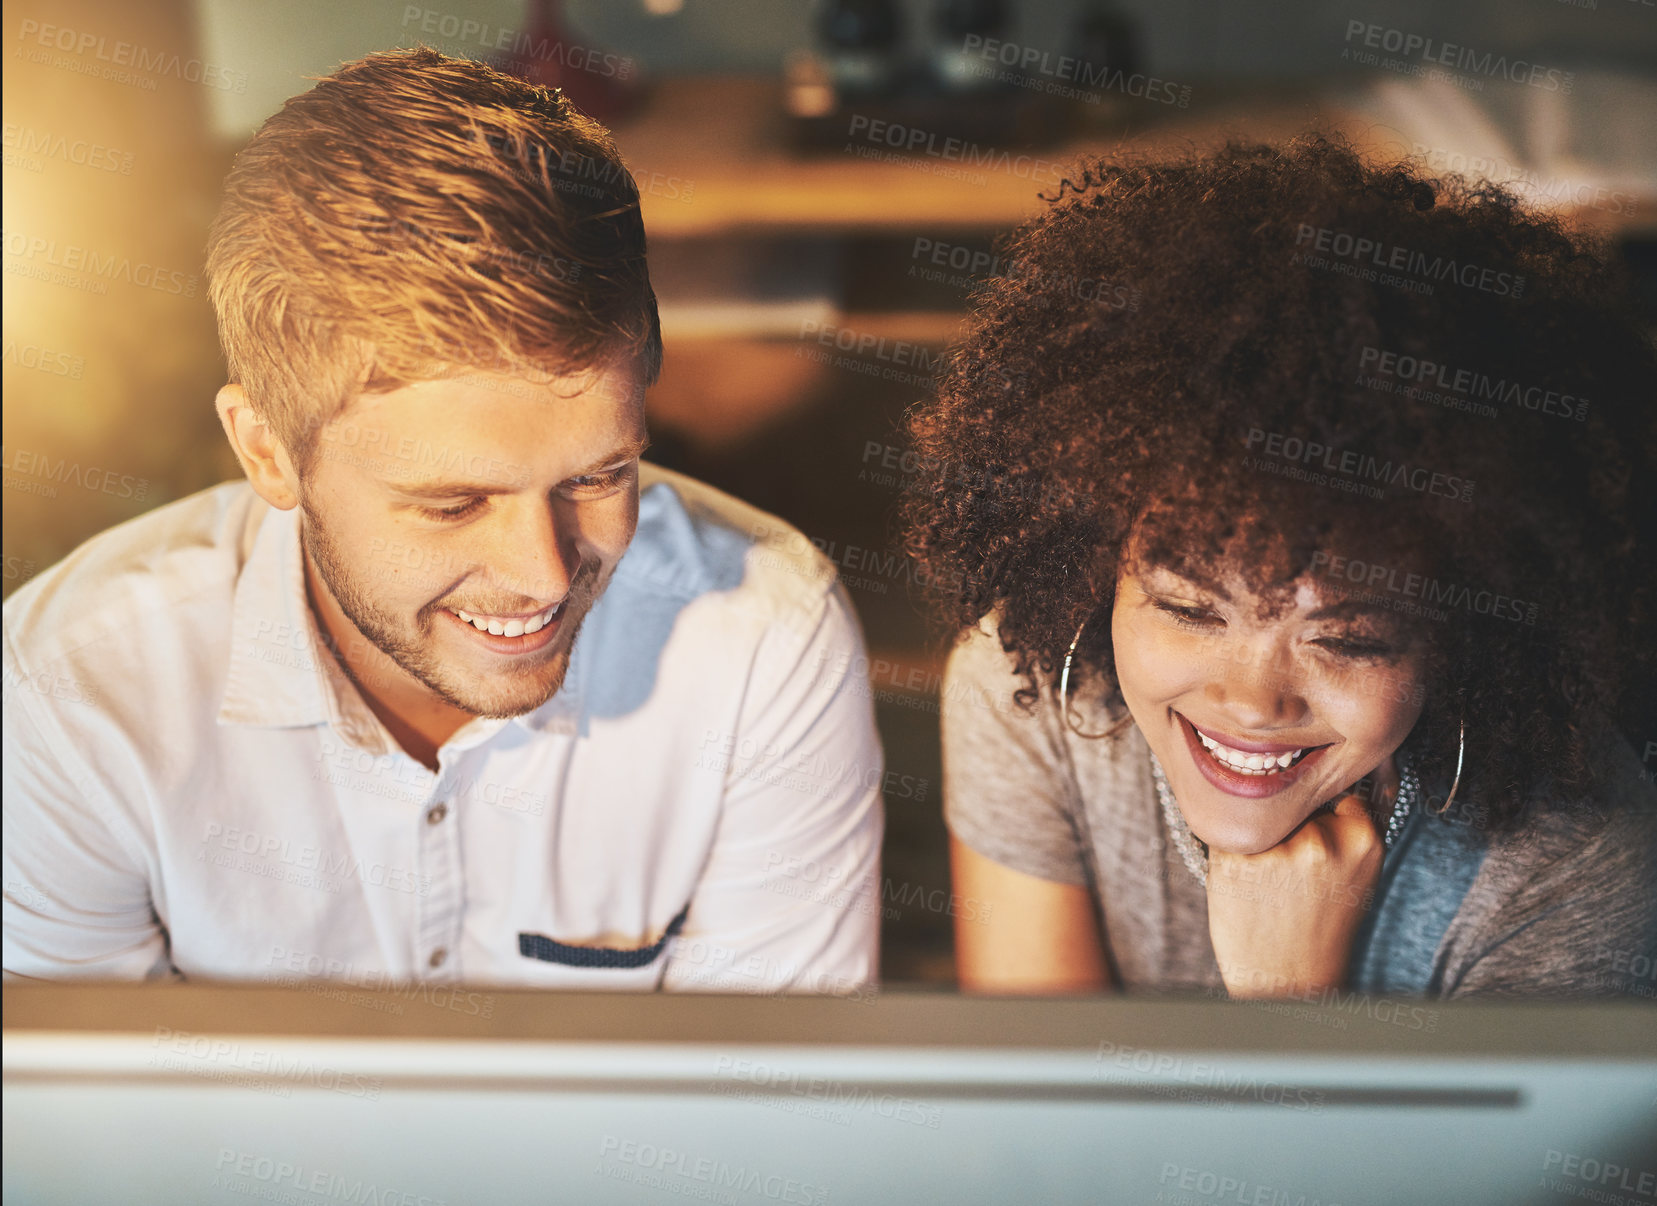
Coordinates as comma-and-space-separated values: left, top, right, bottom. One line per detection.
1205, 789, 1385, 999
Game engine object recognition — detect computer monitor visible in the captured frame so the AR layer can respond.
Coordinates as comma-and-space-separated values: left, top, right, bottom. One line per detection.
4, 983, 1653, 1206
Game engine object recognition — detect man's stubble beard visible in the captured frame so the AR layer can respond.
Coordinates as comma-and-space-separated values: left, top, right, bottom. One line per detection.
300, 502, 601, 718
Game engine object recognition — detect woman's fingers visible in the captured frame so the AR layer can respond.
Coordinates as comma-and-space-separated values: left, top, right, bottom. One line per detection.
1206, 788, 1387, 998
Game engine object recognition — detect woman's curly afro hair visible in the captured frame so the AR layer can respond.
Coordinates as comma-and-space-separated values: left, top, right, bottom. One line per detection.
902, 133, 1656, 832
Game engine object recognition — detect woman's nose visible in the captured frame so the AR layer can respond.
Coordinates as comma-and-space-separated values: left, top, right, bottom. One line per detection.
1200, 644, 1309, 731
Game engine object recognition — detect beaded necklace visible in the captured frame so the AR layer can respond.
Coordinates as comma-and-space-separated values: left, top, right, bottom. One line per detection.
1149, 752, 1418, 887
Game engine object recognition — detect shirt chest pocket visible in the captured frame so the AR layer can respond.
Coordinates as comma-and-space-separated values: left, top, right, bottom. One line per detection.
512, 902, 689, 984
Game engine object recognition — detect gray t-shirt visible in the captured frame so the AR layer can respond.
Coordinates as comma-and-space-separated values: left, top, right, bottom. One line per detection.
941, 618, 1657, 999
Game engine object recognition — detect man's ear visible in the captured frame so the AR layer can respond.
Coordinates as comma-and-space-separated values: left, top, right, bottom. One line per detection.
215, 384, 301, 511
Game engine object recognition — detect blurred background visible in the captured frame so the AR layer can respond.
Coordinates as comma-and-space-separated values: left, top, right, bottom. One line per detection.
5, 0, 1654, 986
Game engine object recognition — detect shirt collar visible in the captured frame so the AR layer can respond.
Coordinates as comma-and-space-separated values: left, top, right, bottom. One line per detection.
218, 501, 333, 730
218, 500, 587, 741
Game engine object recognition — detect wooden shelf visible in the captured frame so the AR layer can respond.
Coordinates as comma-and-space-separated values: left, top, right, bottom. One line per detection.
620, 76, 1655, 239
622, 76, 1324, 238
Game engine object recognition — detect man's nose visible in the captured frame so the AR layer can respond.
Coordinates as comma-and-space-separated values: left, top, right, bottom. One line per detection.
479, 497, 582, 604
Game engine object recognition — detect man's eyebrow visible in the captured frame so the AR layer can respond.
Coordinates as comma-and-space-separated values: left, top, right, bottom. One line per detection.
386, 435, 650, 499
579, 434, 651, 474
388, 477, 514, 500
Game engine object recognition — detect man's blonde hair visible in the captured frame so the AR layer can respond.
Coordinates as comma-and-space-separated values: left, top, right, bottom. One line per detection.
206, 46, 661, 467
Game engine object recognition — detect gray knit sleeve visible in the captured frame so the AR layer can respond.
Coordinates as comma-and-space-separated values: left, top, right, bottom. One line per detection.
1436, 737, 1657, 999
939, 619, 1090, 886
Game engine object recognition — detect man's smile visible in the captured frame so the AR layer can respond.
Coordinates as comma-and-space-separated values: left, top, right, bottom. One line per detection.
449, 599, 564, 637
440, 600, 568, 655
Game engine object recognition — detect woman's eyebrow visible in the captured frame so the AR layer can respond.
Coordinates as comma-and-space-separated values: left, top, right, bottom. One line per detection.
1145, 565, 1232, 601
1305, 598, 1391, 621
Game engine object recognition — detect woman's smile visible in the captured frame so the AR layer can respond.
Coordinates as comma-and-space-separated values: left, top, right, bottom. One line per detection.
1175, 711, 1337, 799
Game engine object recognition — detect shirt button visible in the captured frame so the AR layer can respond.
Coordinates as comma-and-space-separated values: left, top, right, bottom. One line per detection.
428, 948, 448, 969
426, 802, 448, 825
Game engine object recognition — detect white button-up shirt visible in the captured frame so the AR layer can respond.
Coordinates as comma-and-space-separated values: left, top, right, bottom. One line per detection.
3, 465, 883, 993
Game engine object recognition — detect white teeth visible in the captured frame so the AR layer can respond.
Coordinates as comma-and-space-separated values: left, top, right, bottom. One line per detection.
1196, 729, 1305, 775
449, 601, 561, 637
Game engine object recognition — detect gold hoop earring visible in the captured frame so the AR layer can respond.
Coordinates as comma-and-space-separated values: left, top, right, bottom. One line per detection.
1058, 618, 1132, 739
1430, 709, 1467, 815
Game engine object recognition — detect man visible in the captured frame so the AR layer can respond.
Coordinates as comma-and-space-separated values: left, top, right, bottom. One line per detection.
2, 48, 883, 993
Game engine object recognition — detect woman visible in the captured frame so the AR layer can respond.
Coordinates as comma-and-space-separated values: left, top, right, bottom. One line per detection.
903, 136, 1656, 1000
